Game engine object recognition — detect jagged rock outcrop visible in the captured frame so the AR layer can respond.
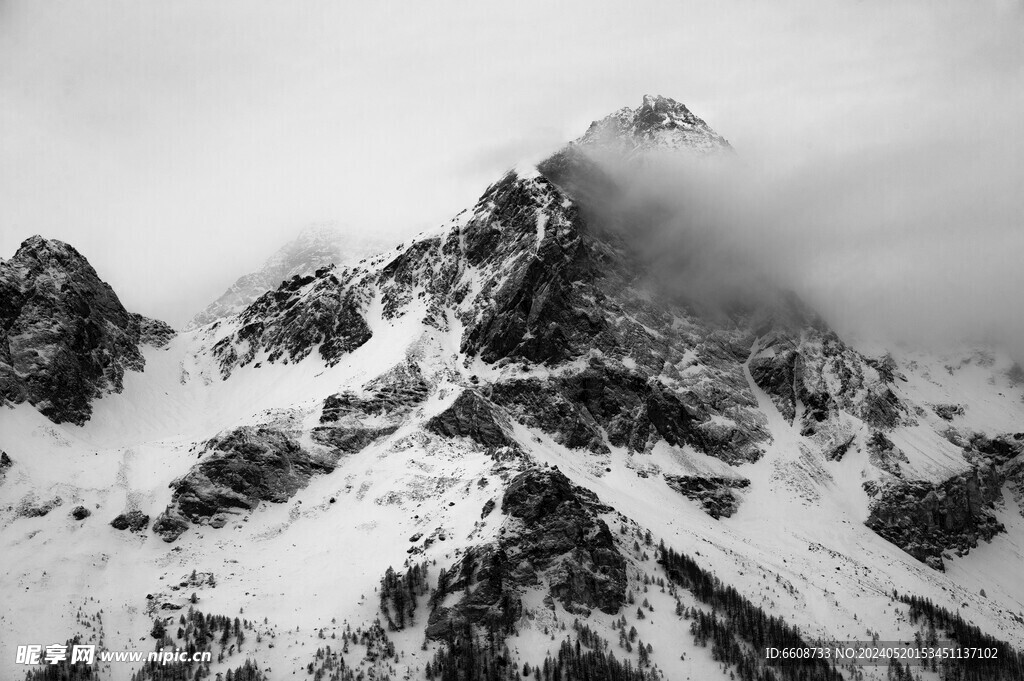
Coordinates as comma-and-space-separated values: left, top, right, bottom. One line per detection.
311, 424, 397, 453
665, 474, 750, 518
487, 358, 764, 462
425, 468, 626, 639
866, 430, 910, 478
425, 390, 513, 448
0, 236, 170, 424
750, 322, 906, 437
0, 451, 10, 478
320, 362, 429, 423
111, 510, 149, 532
312, 362, 427, 454
153, 426, 332, 541
71, 505, 91, 520
865, 464, 1004, 571
132, 313, 176, 347
211, 268, 373, 378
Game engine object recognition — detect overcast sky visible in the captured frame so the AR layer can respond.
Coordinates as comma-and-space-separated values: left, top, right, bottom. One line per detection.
1, 0, 1022, 347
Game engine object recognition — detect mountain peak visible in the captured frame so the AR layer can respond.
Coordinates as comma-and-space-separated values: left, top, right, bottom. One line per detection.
15, 234, 78, 259
575, 94, 731, 155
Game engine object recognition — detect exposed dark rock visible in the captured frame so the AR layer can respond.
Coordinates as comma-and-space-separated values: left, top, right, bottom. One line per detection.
967, 432, 1024, 466
860, 386, 903, 429
749, 347, 798, 423
456, 172, 610, 367
131, 313, 176, 347
320, 362, 428, 423
664, 474, 750, 518
425, 390, 512, 448
18, 496, 62, 518
489, 378, 606, 453
152, 513, 190, 542
152, 426, 332, 542
825, 435, 857, 462
931, 404, 965, 421
750, 328, 905, 436
311, 425, 397, 453
0, 236, 169, 424
865, 353, 899, 384
866, 431, 909, 477
71, 505, 91, 520
489, 360, 732, 458
212, 268, 372, 378
0, 451, 10, 471
425, 468, 626, 639
111, 510, 150, 532
865, 464, 1004, 570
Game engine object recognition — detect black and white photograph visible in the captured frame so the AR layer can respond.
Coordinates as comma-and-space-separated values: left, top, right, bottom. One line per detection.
1, 2, 1023, 680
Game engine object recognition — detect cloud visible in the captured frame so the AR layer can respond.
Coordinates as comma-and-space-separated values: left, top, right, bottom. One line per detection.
569, 96, 1024, 360
0, 0, 1020, 341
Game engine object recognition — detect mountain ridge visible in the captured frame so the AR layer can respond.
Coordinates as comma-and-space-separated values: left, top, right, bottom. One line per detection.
2, 97, 1024, 681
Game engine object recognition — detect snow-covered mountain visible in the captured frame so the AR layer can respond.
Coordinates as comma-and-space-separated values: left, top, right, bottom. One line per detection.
185, 224, 390, 331
2, 96, 1024, 681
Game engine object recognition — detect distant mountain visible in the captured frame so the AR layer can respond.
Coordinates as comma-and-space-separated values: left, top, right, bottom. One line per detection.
184, 224, 390, 331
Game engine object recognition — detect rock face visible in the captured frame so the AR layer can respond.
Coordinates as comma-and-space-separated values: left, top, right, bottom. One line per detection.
311, 424, 397, 453
111, 510, 149, 532
490, 358, 759, 459
866, 431, 910, 478
425, 390, 513, 448
425, 468, 626, 639
865, 465, 1004, 570
186, 224, 387, 330
132, 313, 176, 348
665, 474, 750, 519
320, 362, 429, 422
312, 362, 427, 454
153, 427, 332, 541
212, 268, 373, 378
0, 236, 171, 424
749, 322, 905, 437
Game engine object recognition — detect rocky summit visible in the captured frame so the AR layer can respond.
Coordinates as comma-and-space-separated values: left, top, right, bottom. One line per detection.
2, 96, 1024, 681
0, 235, 173, 424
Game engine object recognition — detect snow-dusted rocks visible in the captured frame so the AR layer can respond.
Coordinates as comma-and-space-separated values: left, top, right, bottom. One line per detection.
425, 467, 626, 639
664, 474, 751, 518
424, 389, 515, 449
0, 236, 173, 424
575, 94, 732, 157
866, 465, 1005, 571
211, 268, 374, 378
153, 426, 333, 542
